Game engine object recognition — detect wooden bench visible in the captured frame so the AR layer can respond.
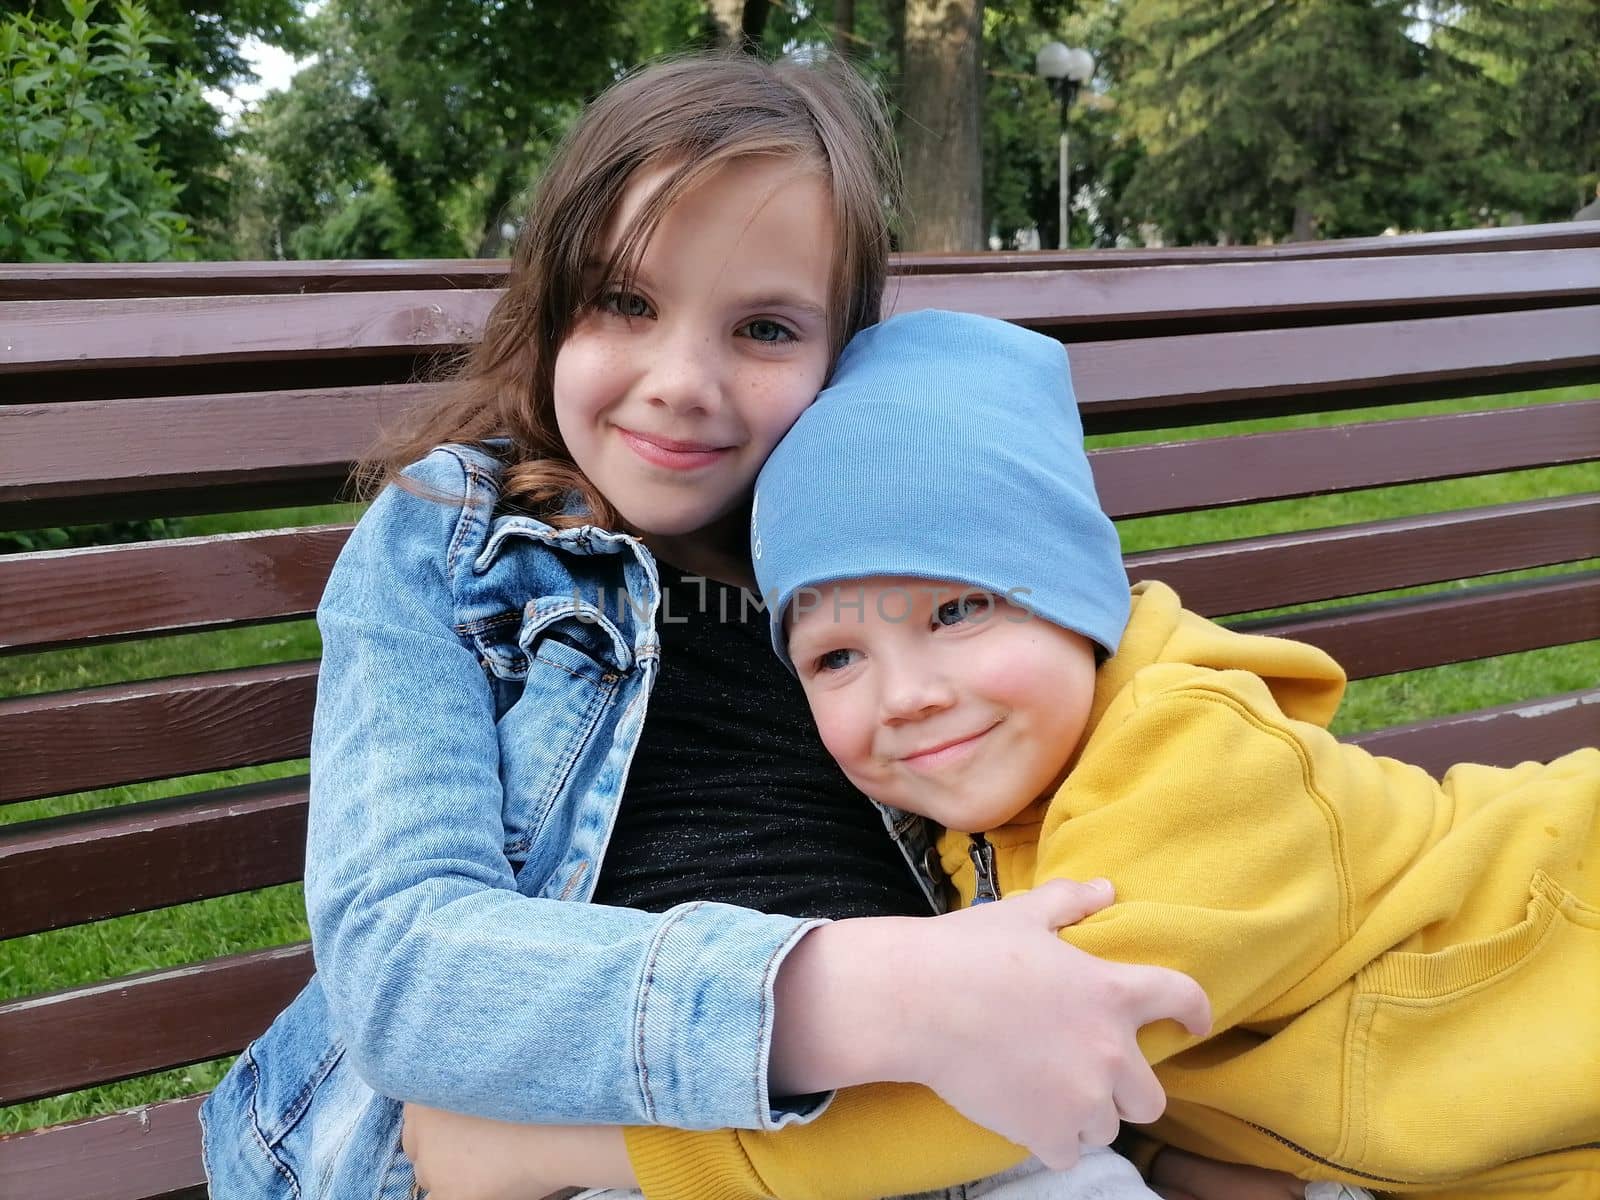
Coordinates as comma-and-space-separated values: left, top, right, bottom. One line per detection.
2, 222, 1598, 1200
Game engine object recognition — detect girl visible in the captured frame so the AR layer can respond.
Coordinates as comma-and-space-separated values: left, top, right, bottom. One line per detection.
199, 52, 1209, 1200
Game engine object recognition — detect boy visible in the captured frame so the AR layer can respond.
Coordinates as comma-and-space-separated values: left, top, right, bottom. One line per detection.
622, 310, 1599, 1200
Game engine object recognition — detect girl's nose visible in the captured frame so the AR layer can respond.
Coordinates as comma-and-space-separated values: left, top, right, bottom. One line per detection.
644, 326, 722, 416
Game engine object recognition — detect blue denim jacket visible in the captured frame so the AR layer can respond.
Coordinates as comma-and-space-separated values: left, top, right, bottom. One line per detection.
201, 445, 945, 1197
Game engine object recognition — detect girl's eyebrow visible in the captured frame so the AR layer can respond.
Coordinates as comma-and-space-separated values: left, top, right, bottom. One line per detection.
738, 296, 827, 319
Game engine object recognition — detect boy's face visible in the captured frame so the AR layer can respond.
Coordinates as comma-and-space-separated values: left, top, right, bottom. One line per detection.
787, 577, 1098, 832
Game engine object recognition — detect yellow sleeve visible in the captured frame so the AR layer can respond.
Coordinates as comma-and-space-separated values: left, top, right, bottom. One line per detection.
624, 1083, 1027, 1200
1035, 671, 1360, 1061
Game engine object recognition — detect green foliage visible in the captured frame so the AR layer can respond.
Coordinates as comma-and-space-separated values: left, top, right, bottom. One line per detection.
234, 0, 662, 260
0, 0, 209, 261
1430, 0, 1600, 222
0, 518, 184, 555
1115, 0, 1446, 242
8, 0, 309, 251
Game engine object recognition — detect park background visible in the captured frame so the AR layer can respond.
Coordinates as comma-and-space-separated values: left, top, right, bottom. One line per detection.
2, 0, 1598, 1133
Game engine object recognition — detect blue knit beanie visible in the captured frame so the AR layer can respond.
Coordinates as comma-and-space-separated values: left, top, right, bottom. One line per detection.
751, 309, 1129, 671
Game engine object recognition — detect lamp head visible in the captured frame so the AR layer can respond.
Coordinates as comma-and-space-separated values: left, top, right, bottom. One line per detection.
1063, 46, 1096, 84
1035, 41, 1072, 80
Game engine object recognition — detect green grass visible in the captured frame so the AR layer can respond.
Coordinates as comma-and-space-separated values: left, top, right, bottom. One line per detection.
2, 392, 1596, 1133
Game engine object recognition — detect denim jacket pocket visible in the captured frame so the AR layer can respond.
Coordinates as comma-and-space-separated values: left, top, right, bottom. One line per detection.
488, 604, 627, 861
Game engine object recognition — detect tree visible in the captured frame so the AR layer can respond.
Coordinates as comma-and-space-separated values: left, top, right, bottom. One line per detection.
708, 0, 770, 47
1429, 0, 1600, 222
0, 0, 205, 261
900, 0, 986, 249
7, 0, 305, 250
237, 0, 657, 259
1116, 0, 1445, 243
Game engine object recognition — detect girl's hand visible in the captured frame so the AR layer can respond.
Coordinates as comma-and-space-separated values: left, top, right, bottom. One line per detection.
772, 879, 1211, 1172
1151, 1146, 1308, 1200
401, 1104, 636, 1200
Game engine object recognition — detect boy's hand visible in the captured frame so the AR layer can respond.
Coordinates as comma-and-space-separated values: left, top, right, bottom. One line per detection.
905, 880, 1211, 1170
401, 1104, 636, 1200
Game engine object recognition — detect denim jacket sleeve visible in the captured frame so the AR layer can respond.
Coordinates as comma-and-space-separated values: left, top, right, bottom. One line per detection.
304, 447, 825, 1131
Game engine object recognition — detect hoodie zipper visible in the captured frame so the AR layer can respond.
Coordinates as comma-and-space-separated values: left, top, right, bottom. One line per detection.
968, 834, 1000, 904
1240, 1119, 1600, 1187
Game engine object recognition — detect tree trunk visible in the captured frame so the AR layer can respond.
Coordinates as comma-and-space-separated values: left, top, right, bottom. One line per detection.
834, 0, 856, 55
898, 0, 985, 251
708, 0, 770, 49
1290, 202, 1316, 242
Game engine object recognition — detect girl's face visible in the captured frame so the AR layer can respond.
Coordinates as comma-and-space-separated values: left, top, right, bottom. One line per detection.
554, 157, 836, 550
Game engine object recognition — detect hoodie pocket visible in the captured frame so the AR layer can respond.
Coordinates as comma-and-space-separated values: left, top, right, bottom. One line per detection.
1340, 872, 1600, 1182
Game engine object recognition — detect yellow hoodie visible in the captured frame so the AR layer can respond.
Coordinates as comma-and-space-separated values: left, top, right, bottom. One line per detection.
626, 582, 1600, 1200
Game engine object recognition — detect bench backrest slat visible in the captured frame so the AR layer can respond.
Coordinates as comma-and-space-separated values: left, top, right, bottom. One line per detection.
0, 1096, 210, 1200
8, 253, 1598, 380
5, 401, 1596, 652
4, 223, 1597, 300
0, 945, 313, 1106
9, 539, 1595, 810
0, 528, 350, 654
8, 332, 1597, 530
0, 385, 423, 529
0, 778, 308, 939
0, 663, 318, 805
1069, 305, 1600, 429
1348, 688, 1600, 771
1245, 570, 1600, 676
1092, 399, 1600, 518
1128, 493, 1600, 615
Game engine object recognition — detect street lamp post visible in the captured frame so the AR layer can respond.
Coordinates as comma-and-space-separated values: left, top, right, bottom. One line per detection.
1035, 42, 1095, 250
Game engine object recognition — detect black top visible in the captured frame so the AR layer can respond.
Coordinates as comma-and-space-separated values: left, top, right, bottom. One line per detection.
590, 566, 931, 921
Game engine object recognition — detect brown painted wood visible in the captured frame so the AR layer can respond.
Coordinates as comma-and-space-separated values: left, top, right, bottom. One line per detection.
8, 251, 1596, 383
7, 350, 443, 405
0, 777, 308, 938
890, 222, 1600, 273
5, 391, 1595, 551
0, 383, 432, 529
0, 1095, 209, 1200
1067, 305, 1600, 432
1090, 400, 1600, 519
1349, 688, 1600, 776
8, 308, 1599, 526
3, 397, 1593, 647
0, 257, 509, 299
888, 249, 1600, 333
0, 289, 499, 375
0, 528, 351, 654
4, 223, 1596, 299
1128, 494, 1600, 617
0, 944, 312, 1104
4, 507, 1589, 803
1245, 571, 1600, 679
0, 662, 318, 805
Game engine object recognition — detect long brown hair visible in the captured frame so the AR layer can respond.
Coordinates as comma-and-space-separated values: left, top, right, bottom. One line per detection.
362, 52, 900, 529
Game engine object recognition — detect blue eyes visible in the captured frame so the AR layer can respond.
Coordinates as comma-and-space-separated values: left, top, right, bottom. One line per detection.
810, 595, 996, 675
594, 291, 798, 343
743, 318, 796, 344
598, 291, 652, 318
936, 595, 993, 626
815, 648, 858, 673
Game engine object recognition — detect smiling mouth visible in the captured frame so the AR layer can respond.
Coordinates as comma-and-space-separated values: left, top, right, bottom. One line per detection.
899, 725, 997, 771
618, 428, 734, 471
